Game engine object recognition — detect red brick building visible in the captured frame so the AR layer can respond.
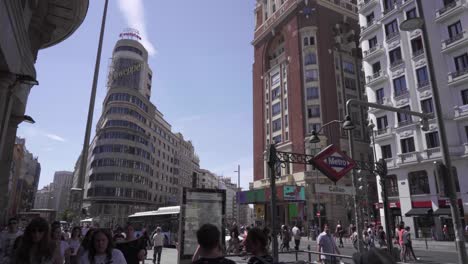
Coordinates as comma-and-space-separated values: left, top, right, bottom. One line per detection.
252, 0, 375, 228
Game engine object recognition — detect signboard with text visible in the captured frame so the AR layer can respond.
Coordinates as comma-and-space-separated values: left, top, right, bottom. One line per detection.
178, 188, 226, 264
315, 184, 355, 195
311, 144, 356, 182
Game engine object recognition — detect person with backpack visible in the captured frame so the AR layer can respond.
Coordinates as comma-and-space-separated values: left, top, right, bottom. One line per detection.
191, 224, 235, 264
245, 228, 274, 264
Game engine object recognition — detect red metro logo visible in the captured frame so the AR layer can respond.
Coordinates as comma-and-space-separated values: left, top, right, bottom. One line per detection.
311, 144, 356, 182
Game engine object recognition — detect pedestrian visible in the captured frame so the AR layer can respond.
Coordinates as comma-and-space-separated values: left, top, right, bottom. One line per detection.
262, 227, 271, 250
51, 223, 71, 263
79, 228, 126, 264
367, 224, 375, 248
280, 225, 290, 252
68, 227, 81, 264
292, 223, 301, 250
115, 223, 146, 264
431, 224, 437, 241
0, 217, 23, 264
350, 226, 358, 250
402, 227, 417, 262
191, 224, 235, 264
81, 224, 90, 238
335, 220, 344, 248
377, 226, 386, 248
398, 223, 406, 261
152, 227, 164, 264
362, 230, 369, 250
317, 224, 340, 264
13, 217, 62, 264
443, 225, 449, 241
77, 228, 95, 259
245, 227, 274, 264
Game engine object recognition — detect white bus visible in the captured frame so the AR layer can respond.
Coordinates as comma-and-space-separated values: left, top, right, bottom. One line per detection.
128, 206, 179, 247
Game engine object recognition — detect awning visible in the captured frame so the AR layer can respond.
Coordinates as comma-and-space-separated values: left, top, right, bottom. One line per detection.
405, 208, 433, 216
433, 208, 452, 216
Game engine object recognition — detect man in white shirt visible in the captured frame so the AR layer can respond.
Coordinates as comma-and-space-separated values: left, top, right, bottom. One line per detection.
317, 224, 340, 264
152, 227, 164, 264
292, 224, 301, 250
0, 217, 23, 264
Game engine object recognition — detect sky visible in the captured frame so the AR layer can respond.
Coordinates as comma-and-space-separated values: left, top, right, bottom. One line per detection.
18, 0, 256, 190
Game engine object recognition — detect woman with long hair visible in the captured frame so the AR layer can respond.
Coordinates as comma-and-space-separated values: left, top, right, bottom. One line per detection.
245, 228, 273, 264
76, 228, 95, 259
79, 228, 126, 264
69, 227, 82, 264
13, 217, 62, 264
115, 223, 146, 264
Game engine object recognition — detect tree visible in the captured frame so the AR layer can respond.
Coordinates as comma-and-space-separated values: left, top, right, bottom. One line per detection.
60, 209, 75, 223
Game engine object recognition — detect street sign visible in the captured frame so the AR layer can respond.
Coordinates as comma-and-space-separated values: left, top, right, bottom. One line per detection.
315, 184, 355, 195
311, 144, 356, 182
316, 212, 320, 216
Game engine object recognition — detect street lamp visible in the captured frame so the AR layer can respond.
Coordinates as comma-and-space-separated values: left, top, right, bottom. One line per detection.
400, 3, 467, 263
234, 165, 240, 225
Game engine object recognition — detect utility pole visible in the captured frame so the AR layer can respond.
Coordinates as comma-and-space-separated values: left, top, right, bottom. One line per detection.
267, 145, 279, 262
235, 165, 240, 225
76, 0, 109, 215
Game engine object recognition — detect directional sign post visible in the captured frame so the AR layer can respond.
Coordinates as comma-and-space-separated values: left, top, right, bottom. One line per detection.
311, 144, 356, 182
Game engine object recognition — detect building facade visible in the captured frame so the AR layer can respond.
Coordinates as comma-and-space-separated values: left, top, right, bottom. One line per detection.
83, 35, 200, 227
0, 0, 88, 225
197, 169, 219, 189
34, 184, 54, 210
252, 0, 374, 228
51, 171, 73, 215
7, 138, 41, 220
218, 177, 239, 225
358, 0, 468, 238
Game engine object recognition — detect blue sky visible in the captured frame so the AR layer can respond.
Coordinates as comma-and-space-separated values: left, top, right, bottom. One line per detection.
18, 0, 256, 189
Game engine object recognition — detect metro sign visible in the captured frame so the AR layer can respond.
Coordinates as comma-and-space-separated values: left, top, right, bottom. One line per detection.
311, 144, 356, 182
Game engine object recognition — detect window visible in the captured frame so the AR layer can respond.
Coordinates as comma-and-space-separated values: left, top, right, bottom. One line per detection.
448, 21, 463, 38
305, 69, 319, 82
306, 87, 319, 100
372, 62, 381, 74
426, 131, 440, 148
389, 47, 402, 65
393, 76, 407, 97
401, 137, 415, 153
444, 0, 456, 6
285, 115, 288, 128
272, 118, 282, 132
366, 12, 375, 24
385, 175, 399, 197
385, 20, 399, 37
465, 126, 468, 141
397, 106, 412, 124
284, 98, 288, 110
376, 116, 388, 130
381, 145, 392, 159
303, 37, 309, 46
369, 37, 378, 49
384, 0, 396, 10
309, 37, 315, 45
462, 89, 468, 105
304, 53, 317, 65
307, 105, 320, 118
416, 66, 429, 86
376, 88, 384, 104
421, 98, 434, 114
411, 37, 424, 54
343, 61, 355, 74
408, 171, 430, 195
273, 135, 282, 144
454, 53, 468, 72
271, 73, 280, 86
344, 78, 356, 90
308, 123, 321, 133
406, 8, 417, 19
272, 102, 281, 116
271, 87, 280, 100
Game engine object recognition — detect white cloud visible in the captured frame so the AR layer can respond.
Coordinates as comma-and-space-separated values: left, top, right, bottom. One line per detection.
117, 0, 156, 56
45, 134, 66, 142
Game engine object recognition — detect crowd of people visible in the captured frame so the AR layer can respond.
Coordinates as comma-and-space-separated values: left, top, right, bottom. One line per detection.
0, 216, 172, 264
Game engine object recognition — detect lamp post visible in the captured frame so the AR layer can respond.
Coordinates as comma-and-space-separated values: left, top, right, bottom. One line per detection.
400, 2, 467, 261
234, 165, 240, 225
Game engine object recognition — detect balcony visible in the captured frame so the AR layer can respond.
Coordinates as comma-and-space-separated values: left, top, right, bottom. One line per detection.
390, 59, 404, 69
363, 44, 383, 60
417, 80, 430, 92
448, 68, 468, 86
442, 31, 468, 53
397, 119, 413, 127
366, 70, 388, 86
382, 1, 401, 18
412, 49, 425, 59
358, 0, 378, 13
360, 20, 381, 38
398, 152, 419, 165
386, 31, 400, 43
385, 158, 397, 169
454, 104, 468, 120
424, 147, 442, 159
394, 89, 409, 99
374, 127, 394, 140
435, 0, 465, 23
